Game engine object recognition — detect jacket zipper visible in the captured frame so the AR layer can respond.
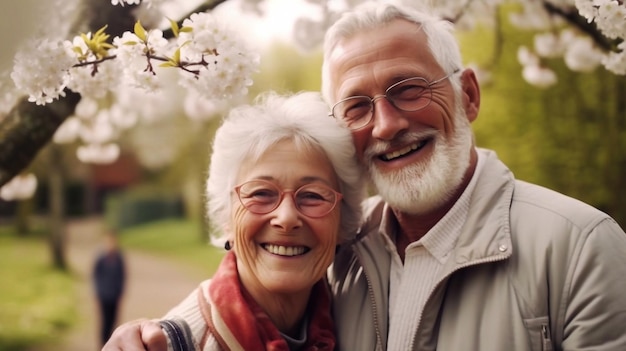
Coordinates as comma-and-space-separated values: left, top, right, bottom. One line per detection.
541, 324, 552, 351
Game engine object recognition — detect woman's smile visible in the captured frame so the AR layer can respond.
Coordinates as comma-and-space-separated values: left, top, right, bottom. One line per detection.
261, 243, 310, 257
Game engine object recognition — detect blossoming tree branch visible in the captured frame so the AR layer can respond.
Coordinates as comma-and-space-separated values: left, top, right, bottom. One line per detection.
0, 0, 624, 199
0, 0, 260, 198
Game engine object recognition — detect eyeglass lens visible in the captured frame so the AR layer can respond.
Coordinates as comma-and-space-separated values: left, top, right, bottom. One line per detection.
333, 77, 432, 128
334, 77, 432, 129
236, 180, 340, 217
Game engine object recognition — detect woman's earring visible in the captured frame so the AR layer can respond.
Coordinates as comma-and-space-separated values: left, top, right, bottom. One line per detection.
224, 241, 232, 251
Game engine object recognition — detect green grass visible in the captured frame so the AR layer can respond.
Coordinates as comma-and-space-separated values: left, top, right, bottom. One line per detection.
120, 218, 225, 278
0, 217, 221, 351
0, 229, 77, 351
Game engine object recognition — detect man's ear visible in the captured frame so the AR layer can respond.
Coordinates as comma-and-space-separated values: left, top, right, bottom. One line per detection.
461, 68, 481, 122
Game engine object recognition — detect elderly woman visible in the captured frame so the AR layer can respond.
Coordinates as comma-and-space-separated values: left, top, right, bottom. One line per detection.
103, 91, 364, 351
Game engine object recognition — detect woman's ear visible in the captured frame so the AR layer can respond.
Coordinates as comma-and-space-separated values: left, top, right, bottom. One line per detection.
461, 68, 481, 122
222, 228, 234, 250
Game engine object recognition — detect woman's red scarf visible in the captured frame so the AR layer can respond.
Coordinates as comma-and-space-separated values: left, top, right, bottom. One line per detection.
200, 251, 336, 350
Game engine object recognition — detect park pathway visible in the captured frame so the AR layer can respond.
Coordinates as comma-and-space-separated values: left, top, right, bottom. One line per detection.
33, 217, 204, 351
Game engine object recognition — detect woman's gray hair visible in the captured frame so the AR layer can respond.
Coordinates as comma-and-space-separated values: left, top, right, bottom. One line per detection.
321, 1, 463, 103
206, 91, 365, 244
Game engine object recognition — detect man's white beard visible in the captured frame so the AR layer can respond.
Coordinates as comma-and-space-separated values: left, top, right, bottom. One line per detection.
366, 103, 473, 215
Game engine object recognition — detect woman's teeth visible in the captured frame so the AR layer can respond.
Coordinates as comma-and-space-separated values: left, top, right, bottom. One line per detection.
263, 244, 307, 256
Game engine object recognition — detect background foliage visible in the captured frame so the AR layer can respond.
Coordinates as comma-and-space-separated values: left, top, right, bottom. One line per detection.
0, 226, 76, 351
460, 9, 626, 226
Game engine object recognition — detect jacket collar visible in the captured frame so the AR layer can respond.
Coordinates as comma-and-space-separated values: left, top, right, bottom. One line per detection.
352, 148, 514, 267
450, 148, 514, 267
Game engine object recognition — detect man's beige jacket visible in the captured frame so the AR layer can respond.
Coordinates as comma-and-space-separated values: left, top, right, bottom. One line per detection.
329, 148, 626, 351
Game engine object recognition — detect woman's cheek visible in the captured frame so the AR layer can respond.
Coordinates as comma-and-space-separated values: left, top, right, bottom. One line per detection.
231, 205, 265, 247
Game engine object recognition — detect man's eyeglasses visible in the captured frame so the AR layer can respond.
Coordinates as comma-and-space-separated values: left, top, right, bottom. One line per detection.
234, 180, 343, 218
329, 69, 460, 130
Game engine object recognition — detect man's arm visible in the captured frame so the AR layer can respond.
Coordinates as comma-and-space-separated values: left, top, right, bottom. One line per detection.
102, 319, 167, 351
562, 219, 626, 349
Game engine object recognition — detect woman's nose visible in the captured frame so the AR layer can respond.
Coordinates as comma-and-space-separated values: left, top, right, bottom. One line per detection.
270, 195, 302, 232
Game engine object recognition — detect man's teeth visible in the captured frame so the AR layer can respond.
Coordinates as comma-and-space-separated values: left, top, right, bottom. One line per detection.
263, 244, 307, 256
382, 142, 424, 161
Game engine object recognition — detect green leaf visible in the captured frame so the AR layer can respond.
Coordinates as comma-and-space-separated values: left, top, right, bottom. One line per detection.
134, 20, 147, 42
159, 62, 178, 68
94, 25, 108, 37
172, 47, 181, 64
168, 18, 180, 37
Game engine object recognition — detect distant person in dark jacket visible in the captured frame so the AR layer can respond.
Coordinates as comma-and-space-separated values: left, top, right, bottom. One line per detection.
93, 230, 126, 346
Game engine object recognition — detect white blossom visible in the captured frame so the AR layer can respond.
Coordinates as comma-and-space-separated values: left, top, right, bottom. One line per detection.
595, 1, 626, 39
564, 37, 604, 72
111, 0, 141, 6
53, 117, 82, 144
108, 104, 139, 130
111, 32, 146, 62
517, 46, 539, 66
602, 42, 626, 74
77, 143, 120, 164
534, 33, 565, 58
112, 29, 169, 91
522, 65, 558, 88
574, 0, 598, 21
67, 59, 122, 99
112, 0, 164, 8
176, 12, 259, 101
11, 6, 260, 115
79, 112, 116, 144
11, 38, 74, 105
74, 97, 100, 119
0, 174, 38, 201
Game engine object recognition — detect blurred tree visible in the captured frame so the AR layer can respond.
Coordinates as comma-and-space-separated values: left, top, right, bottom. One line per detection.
465, 6, 626, 226
47, 144, 68, 270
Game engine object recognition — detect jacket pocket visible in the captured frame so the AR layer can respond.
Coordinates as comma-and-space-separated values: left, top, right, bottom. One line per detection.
523, 316, 553, 351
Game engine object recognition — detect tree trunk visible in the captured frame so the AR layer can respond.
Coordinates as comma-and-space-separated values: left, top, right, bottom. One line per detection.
15, 198, 34, 236
48, 145, 67, 271
0, 92, 80, 187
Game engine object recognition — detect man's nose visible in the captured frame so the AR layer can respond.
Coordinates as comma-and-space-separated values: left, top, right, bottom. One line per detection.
371, 97, 409, 140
